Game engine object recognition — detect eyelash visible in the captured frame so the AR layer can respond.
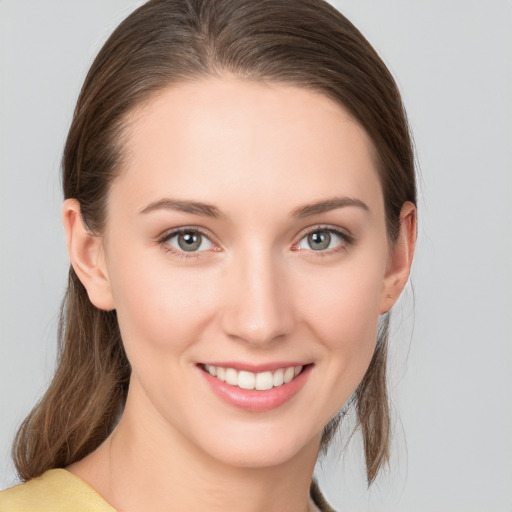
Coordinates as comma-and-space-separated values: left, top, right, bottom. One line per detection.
158, 227, 216, 260
157, 225, 354, 260
293, 225, 354, 258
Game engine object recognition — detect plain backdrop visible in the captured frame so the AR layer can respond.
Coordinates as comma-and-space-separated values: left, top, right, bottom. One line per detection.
1, 1, 511, 511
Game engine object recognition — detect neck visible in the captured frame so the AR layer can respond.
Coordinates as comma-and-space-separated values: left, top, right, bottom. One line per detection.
74, 383, 321, 512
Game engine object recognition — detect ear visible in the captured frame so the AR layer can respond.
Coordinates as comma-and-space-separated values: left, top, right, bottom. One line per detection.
378, 201, 417, 314
62, 199, 115, 311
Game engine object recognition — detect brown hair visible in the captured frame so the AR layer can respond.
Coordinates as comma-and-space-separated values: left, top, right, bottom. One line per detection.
13, 0, 416, 485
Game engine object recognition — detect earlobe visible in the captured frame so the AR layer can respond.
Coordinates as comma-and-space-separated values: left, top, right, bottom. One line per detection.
378, 202, 417, 315
62, 199, 115, 311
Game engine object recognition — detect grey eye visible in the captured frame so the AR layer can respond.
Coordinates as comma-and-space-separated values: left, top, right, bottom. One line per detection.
307, 231, 331, 250
296, 229, 345, 252
178, 231, 201, 251
167, 230, 213, 252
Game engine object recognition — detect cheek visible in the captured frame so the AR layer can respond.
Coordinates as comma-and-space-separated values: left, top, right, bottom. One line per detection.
295, 255, 386, 369
303, 256, 383, 325
107, 252, 219, 359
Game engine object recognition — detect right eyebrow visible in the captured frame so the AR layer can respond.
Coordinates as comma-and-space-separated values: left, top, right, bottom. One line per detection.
139, 198, 222, 218
291, 196, 370, 218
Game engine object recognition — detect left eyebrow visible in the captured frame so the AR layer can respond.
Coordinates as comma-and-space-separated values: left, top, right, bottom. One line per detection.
139, 198, 222, 218
291, 196, 369, 218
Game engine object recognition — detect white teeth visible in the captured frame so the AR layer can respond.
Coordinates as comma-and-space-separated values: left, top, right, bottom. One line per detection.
255, 371, 273, 391
205, 365, 217, 377
204, 364, 304, 390
273, 368, 284, 387
283, 367, 295, 384
216, 366, 226, 381
225, 368, 238, 386
238, 371, 255, 390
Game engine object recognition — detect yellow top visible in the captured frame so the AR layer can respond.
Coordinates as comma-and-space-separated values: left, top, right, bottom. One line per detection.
0, 469, 115, 512
0, 469, 329, 511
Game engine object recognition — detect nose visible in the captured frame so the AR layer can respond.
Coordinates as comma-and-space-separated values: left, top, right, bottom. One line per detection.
220, 247, 295, 347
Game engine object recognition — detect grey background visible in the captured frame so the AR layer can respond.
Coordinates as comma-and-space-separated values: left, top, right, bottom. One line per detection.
1, 1, 511, 510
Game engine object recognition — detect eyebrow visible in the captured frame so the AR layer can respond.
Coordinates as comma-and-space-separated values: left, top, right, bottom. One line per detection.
291, 196, 369, 218
139, 196, 369, 218
139, 199, 222, 218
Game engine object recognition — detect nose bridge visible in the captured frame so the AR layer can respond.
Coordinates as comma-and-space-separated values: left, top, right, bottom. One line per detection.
221, 243, 294, 345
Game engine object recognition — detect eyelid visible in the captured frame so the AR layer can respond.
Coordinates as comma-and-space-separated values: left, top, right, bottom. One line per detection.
292, 224, 354, 253
157, 223, 354, 260
158, 226, 220, 258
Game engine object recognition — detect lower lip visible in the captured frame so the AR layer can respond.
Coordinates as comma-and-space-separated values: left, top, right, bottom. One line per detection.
199, 365, 312, 413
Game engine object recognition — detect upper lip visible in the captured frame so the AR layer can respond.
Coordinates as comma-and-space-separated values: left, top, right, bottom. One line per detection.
199, 361, 312, 372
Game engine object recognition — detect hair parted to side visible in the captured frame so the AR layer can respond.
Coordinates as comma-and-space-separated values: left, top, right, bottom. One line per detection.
13, 0, 416, 485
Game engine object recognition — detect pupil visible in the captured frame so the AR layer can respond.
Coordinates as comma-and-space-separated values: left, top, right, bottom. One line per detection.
178, 232, 201, 251
308, 231, 330, 250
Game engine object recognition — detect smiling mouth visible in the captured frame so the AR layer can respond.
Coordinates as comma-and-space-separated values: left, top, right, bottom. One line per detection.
200, 364, 305, 391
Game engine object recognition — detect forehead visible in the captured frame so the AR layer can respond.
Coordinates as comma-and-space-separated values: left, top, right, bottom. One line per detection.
113, 76, 383, 219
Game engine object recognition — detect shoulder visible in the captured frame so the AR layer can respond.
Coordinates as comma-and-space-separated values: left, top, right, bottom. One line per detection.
0, 469, 115, 512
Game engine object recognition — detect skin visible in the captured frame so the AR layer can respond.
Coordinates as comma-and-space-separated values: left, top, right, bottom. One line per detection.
63, 76, 416, 512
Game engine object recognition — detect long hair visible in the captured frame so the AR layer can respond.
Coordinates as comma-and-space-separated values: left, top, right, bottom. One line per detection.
13, 0, 416, 485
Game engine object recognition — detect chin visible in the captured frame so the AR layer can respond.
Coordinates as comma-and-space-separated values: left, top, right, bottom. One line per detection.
189, 421, 321, 470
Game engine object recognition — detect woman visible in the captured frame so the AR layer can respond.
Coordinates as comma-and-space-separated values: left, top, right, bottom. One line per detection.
1, 0, 416, 510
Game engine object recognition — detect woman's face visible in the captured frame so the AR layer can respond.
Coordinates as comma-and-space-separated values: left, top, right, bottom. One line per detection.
98, 76, 397, 468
